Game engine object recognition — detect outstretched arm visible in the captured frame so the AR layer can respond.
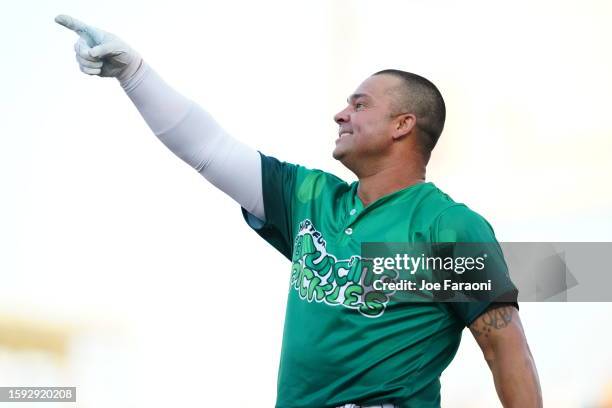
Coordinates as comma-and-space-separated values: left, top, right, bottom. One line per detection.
55, 15, 265, 221
469, 305, 543, 407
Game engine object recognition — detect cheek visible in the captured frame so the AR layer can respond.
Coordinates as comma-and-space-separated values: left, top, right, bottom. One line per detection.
353, 118, 385, 147
352, 116, 373, 138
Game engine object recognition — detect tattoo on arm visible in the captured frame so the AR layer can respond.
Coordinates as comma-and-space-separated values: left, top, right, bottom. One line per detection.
471, 305, 514, 338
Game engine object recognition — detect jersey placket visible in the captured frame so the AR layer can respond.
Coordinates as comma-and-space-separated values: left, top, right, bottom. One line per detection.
338, 192, 372, 244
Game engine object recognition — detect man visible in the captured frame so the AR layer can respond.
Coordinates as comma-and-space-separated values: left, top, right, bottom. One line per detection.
55, 14, 542, 408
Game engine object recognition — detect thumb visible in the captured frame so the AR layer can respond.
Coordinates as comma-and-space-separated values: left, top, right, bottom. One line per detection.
89, 42, 121, 59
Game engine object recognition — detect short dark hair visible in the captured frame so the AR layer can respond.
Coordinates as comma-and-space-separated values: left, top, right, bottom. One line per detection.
373, 69, 446, 155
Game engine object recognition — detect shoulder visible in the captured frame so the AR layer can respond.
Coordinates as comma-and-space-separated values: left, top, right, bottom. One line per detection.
436, 204, 493, 231
409, 183, 466, 226
421, 185, 498, 242
259, 152, 350, 202
435, 205, 496, 240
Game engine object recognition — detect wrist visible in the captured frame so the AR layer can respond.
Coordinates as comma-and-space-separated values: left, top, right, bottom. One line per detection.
119, 58, 148, 93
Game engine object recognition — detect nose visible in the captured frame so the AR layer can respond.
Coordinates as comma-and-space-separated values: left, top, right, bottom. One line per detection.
334, 106, 350, 125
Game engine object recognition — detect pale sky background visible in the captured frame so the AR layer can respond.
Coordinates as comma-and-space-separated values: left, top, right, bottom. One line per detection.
1, 0, 611, 407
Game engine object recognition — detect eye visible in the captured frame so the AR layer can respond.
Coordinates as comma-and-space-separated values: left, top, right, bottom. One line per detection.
355, 102, 365, 110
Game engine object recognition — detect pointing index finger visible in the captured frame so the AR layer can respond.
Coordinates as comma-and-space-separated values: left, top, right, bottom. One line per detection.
54, 14, 101, 47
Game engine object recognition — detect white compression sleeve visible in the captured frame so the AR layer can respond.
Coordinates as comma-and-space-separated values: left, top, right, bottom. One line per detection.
118, 62, 265, 221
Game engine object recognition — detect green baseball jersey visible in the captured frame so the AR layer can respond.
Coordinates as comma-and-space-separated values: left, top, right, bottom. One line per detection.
241, 153, 518, 408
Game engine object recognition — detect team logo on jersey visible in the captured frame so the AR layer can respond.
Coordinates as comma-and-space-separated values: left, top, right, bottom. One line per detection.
290, 219, 391, 318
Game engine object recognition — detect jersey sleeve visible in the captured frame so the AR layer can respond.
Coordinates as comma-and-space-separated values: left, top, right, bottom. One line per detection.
241, 152, 298, 261
432, 205, 519, 326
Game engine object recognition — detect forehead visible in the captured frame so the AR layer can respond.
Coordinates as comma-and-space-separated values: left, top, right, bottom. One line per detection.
352, 74, 402, 100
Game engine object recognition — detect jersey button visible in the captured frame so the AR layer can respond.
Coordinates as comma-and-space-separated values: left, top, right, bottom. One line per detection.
345, 228, 353, 235
349, 209, 357, 215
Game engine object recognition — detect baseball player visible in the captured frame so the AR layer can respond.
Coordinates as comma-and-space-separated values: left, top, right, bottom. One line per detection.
55, 14, 542, 408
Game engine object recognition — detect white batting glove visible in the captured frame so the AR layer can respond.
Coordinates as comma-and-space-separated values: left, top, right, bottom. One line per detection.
55, 14, 143, 82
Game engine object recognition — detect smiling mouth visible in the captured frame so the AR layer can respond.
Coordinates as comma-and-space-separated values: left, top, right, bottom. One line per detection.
337, 132, 352, 141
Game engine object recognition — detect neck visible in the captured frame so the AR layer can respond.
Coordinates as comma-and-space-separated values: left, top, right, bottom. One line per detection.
356, 160, 426, 207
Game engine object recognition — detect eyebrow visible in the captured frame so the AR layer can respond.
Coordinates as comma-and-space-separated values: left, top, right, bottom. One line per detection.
347, 93, 371, 104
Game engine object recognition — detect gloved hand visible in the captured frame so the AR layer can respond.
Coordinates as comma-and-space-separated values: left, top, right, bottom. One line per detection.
55, 14, 143, 82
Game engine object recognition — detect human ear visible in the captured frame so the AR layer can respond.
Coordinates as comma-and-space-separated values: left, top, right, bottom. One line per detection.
392, 113, 417, 140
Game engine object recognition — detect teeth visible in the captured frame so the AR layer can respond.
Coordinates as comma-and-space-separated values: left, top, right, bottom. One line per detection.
340, 132, 351, 138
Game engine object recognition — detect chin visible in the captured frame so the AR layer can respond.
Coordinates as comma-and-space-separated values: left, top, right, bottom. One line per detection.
332, 142, 349, 160
332, 148, 345, 161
